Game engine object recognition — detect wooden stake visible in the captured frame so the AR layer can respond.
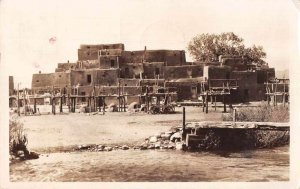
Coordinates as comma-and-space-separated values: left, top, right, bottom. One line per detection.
182, 107, 186, 141
205, 92, 208, 114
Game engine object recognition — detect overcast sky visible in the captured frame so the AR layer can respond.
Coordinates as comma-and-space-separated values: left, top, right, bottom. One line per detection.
0, 0, 298, 88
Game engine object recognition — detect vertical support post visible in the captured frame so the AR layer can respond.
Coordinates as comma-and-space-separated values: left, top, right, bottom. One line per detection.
205, 92, 208, 114
283, 82, 286, 107
34, 98, 37, 114
103, 97, 106, 115
182, 107, 186, 141
52, 97, 56, 115
233, 108, 237, 122
60, 96, 63, 113
89, 96, 92, 113
68, 94, 70, 112
202, 95, 205, 112
17, 83, 20, 116
23, 89, 26, 116
118, 80, 121, 112
214, 95, 217, 111
223, 95, 227, 113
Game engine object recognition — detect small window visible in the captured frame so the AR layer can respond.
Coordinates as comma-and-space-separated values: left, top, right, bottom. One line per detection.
87, 46, 90, 49
87, 74, 92, 83
36, 80, 39, 82
87, 52, 90, 56
110, 60, 115, 67
125, 84, 127, 86
59, 75, 61, 77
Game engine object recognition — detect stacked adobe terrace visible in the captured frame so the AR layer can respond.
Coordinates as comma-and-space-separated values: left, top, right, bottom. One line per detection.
32, 43, 276, 104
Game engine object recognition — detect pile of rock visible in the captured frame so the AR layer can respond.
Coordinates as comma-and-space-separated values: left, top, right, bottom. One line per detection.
75, 126, 186, 152
10, 150, 39, 163
76, 144, 131, 152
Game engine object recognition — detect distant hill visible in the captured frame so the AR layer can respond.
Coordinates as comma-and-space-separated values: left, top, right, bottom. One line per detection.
276, 69, 289, 79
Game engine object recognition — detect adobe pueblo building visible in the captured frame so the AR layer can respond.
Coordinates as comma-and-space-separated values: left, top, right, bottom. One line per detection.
31, 43, 280, 108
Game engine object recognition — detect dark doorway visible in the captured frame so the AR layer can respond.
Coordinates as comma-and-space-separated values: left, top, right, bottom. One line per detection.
87, 74, 92, 84
110, 60, 115, 68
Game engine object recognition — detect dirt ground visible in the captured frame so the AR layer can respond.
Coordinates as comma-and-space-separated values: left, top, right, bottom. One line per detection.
20, 106, 223, 153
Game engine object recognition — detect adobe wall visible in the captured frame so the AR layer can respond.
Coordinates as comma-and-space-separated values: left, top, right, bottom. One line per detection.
80, 43, 124, 50
120, 50, 186, 66
145, 50, 186, 66
119, 63, 144, 78
143, 62, 165, 79
140, 79, 165, 87
119, 79, 140, 86
203, 66, 232, 80
55, 63, 77, 72
32, 72, 71, 90
166, 81, 199, 101
231, 71, 261, 101
78, 48, 99, 61
99, 86, 142, 96
70, 69, 118, 87
120, 51, 145, 63
99, 49, 122, 56
99, 56, 119, 69
77, 60, 100, 69
165, 65, 203, 80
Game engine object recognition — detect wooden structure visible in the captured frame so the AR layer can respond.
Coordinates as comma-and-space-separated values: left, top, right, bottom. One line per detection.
199, 79, 238, 113
265, 79, 289, 106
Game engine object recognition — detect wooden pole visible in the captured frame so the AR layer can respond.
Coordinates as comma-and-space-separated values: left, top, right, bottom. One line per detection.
60, 96, 63, 113
283, 82, 286, 107
202, 95, 205, 112
103, 97, 106, 115
17, 83, 20, 116
233, 108, 236, 122
68, 94, 70, 112
182, 107, 186, 141
33, 97, 36, 114
205, 92, 208, 114
89, 95, 92, 113
23, 89, 26, 116
214, 95, 217, 111
118, 80, 121, 112
223, 95, 227, 113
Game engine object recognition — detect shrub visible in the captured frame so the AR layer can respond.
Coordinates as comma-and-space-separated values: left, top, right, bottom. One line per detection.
9, 115, 28, 155
222, 102, 289, 122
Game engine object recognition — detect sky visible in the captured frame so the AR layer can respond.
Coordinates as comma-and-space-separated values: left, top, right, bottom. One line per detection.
0, 0, 298, 88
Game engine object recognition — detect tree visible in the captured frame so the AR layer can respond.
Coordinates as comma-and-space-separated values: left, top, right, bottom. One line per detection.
187, 32, 267, 66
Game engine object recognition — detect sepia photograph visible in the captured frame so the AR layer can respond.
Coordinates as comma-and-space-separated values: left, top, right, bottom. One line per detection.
0, 0, 299, 188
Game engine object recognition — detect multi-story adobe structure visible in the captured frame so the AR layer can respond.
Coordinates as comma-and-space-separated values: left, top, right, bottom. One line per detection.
31, 43, 276, 105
